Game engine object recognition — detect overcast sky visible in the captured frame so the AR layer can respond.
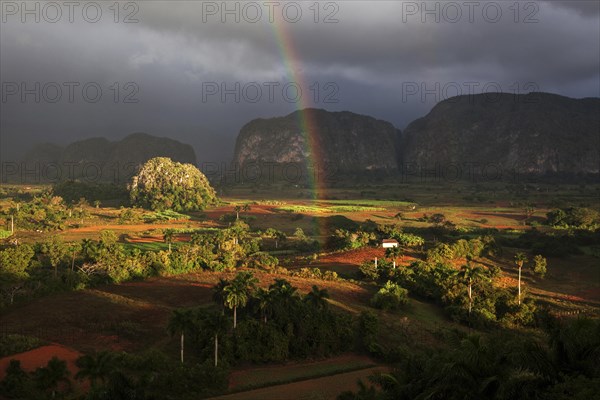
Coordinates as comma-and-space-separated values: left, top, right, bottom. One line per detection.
1, 0, 599, 164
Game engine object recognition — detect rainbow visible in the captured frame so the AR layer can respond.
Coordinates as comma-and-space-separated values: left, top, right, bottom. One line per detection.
268, 15, 325, 202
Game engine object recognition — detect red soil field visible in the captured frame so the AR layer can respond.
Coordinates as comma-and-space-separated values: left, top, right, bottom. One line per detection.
0, 344, 82, 382
317, 247, 386, 267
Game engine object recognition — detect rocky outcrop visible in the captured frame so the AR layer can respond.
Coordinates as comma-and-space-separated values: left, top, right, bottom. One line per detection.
233, 108, 400, 178
399, 93, 600, 176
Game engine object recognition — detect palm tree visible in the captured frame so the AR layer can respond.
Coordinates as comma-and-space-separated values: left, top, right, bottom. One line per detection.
34, 356, 71, 398
200, 310, 229, 367
242, 203, 251, 215
234, 205, 242, 220
454, 264, 487, 316
270, 279, 298, 300
68, 242, 82, 272
75, 351, 116, 390
8, 205, 17, 234
234, 271, 258, 293
253, 287, 273, 323
212, 278, 229, 313
304, 285, 330, 309
163, 229, 175, 252
168, 308, 194, 363
223, 282, 248, 329
514, 252, 528, 304
269, 279, 300, 316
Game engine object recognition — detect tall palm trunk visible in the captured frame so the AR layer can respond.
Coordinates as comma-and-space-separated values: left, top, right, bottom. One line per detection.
468, 283, 472, 315
214, 335, 218, 367
180, 332, 184, 363
233, 306, 237, 329
518, 265, 522, 305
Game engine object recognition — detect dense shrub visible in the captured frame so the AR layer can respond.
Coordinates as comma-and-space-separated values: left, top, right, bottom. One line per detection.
370, 281, 409, 310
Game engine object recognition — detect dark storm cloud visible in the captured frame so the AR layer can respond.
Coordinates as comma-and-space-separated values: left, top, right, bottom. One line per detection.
544, 1, 600, 17
1, 1, 598, 164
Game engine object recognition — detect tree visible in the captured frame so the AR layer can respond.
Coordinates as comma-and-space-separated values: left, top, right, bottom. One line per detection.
33, 356, 71, 398
76, 205, 90, 225
524, 205, 535, 220
75, 351, 116, 390
223, 273, 257, 329
199, 310, 229, 367
265, 228, 286, 249
242, 203, 251, 214
370, 281, 409, 310
68, 242, 82, 272
8, 205, 17, 234
168, 308, 194, 363
430, 213, 446, 225
218, 271, 258, 328
268, 279, 300, 318
212, 278, 229, 312
294, 228, 306, 240
304, 285, 330, 310
385, 246, 403, 267
0, 244, 34, 304
454, 263, 488, 316
233, 205, 242, 220
99, 230, 118, 249
163, 229, 175, 252
532, 254, 547, 279
253, 287, 273, 323
81, 238, 99, 262
41, 236, 70, 278
0, 359, 29, 397
514, 252, 528, 305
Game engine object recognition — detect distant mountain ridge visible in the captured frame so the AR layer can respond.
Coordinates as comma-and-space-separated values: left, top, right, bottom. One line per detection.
232, 93, 599, 182
233, 108, 400, 178
14, 92, 600, 185
399, 93, 600, 176
19, 133, 197, 183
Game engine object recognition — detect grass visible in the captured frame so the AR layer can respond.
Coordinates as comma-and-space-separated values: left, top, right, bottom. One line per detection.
321, 199, 417, 208
143, 210, 189, 222
0, 230, 12, 239
275, 205, 385, 214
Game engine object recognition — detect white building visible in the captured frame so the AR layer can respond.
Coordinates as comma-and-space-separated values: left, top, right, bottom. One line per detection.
382, 239, 399, 248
